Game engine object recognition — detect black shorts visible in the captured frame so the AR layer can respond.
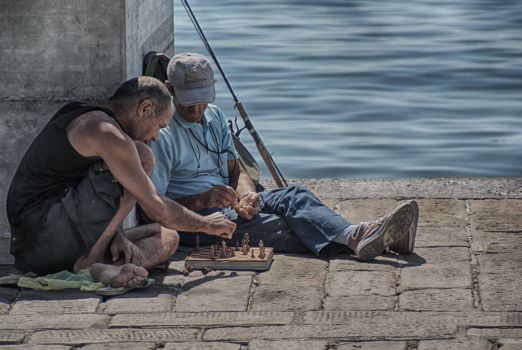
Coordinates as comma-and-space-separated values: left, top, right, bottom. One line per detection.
14, 162, 122, 275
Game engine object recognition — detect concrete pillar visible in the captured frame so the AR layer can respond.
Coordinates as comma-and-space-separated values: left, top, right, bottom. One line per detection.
0, 0, 174, 236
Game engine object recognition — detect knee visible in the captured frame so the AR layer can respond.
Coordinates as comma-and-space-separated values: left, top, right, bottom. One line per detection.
289, 184, 311, 195
135, 141, 156, 175
161, 227, 179, 255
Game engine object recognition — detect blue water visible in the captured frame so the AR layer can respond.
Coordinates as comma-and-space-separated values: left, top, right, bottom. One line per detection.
173, 0, 522, 179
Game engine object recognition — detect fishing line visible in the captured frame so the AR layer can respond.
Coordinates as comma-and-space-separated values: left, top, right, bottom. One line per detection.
180, 0, 288, 187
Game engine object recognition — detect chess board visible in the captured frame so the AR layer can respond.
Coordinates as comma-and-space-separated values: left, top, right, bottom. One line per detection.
185, 246, 274, 271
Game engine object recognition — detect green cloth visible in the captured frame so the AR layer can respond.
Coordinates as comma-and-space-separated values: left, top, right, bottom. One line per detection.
17, 268, 106, 291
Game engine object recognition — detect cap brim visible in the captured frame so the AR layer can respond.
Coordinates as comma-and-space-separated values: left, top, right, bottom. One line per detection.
174, 84, 215, 105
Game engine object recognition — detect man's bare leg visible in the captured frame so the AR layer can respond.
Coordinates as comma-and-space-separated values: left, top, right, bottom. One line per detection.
124, 223, 179, 270
88, 224, 178, 287
73, 142, 155, 272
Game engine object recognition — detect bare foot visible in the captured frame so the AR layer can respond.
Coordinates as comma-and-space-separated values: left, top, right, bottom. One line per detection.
90, 263, 148, 288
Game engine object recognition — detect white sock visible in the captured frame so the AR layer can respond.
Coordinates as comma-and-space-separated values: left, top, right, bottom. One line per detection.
333, 225, 356, 245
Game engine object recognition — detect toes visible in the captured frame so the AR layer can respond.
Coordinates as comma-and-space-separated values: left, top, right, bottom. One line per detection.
133, 266, 148, 278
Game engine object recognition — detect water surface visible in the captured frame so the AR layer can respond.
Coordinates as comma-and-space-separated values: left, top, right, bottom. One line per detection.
173, 0, 522, 178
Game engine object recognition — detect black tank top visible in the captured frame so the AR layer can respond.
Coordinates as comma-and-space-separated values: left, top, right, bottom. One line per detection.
7, 102, 123, 254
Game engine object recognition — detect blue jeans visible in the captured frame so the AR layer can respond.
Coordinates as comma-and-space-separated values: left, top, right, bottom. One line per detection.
178, 185, 351, 259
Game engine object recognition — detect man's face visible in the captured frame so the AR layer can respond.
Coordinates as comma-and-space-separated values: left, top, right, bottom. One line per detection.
165, 81, 209, 123
174, 100, 208, 124
136, 100, 173, 143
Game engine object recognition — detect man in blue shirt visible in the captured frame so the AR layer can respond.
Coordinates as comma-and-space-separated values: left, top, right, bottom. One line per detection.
151, 53, 420, 260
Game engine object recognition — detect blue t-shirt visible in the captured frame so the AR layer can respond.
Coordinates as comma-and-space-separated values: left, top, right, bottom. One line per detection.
151, 104, 237, 198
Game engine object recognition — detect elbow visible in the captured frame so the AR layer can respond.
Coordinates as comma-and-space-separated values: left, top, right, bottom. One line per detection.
143, 201, 170, 227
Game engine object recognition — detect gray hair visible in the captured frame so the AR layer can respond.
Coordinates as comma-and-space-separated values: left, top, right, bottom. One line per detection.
109, 76, 172, 117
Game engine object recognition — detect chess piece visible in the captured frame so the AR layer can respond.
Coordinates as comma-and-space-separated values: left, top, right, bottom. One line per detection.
201, 267, 212, 275
242, 244, 248, 255
258, 240, 266, 259
210, 245, 216, 260
230, 248, 236, 257
183, 264, 194, 276
242, 233, 250, 247
251, 248, 255, 258
220, 241, 228, 258
235, 241, 240, 251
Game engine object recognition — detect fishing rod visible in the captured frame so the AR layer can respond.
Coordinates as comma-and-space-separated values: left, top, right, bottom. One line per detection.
180, 0, 288, 188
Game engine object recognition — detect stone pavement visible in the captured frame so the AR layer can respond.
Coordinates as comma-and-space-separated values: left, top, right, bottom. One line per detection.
0, 178, 521, 349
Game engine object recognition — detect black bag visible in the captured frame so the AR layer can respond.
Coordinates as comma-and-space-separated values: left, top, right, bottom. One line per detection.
143, 51, 171, 84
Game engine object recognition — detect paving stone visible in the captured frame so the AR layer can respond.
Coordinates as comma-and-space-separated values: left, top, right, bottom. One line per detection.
251, 254, 327, 311
478, 254, 522, 311
264, 179, 317, 195
499, 338, 522, 350
417, 339, 491, 350
11, 290, 100, 314
400, 263, 472, 290
467, 327, 522, 338
402, 247, 470, 266
478, 253, 522, 274
80, 343, 155, 350
314, 179, 341, 199
471, 231, 522, 254
338, 199, 399, 225
337, 341, 407, 350
412, 199, 468, 248
399, 288, 473, 311
0, 330, 24, 343
320, 199, 337, 210
302, 310, 389, 324
330, 254, 400, 272
0, 287, 18, 314
324, 295, 396, 311
469, 200, 522, 253
0, 314, 108, 330
111, 311, 293, 327
29, 328, 199, 345
469, 199, 522, 232
331, 178, 522, 199
164, 342, 240, 350
203, 322, 455, 341
249, 339, 329, 350
0, 346, 72, 350
339, 199, 469, 248
102, 285, 176, 314
301, 310, 522, 327
326, 270, 396, 297
175, 271, 253, 312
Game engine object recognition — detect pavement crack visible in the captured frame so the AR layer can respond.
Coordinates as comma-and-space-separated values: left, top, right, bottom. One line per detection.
394, 261, 402, 311
245, 273, 258, 312
465, 199, 483, 311
321, 259, 331, 310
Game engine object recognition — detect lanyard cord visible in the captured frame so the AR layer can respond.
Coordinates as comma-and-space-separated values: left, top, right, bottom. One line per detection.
178, 118, 238, 179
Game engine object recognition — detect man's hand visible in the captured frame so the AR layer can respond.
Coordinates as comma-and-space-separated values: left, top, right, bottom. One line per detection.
110, 232, 143, 265
201, 185, 238, 208
234, 192, 261, 220
204, 212, 237, 239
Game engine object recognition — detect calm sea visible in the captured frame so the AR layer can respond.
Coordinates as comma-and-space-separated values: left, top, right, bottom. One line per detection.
173, 0, 522, 179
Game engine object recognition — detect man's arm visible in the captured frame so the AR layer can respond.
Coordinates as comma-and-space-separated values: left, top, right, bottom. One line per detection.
232, 162, 260, 220
68, 113, 235, 236
175, 183, 237, 212
173, 159, 243, 211
234, 161, 256, 195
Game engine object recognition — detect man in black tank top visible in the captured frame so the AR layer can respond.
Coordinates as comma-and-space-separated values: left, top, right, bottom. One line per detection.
6, 76, 236, 288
